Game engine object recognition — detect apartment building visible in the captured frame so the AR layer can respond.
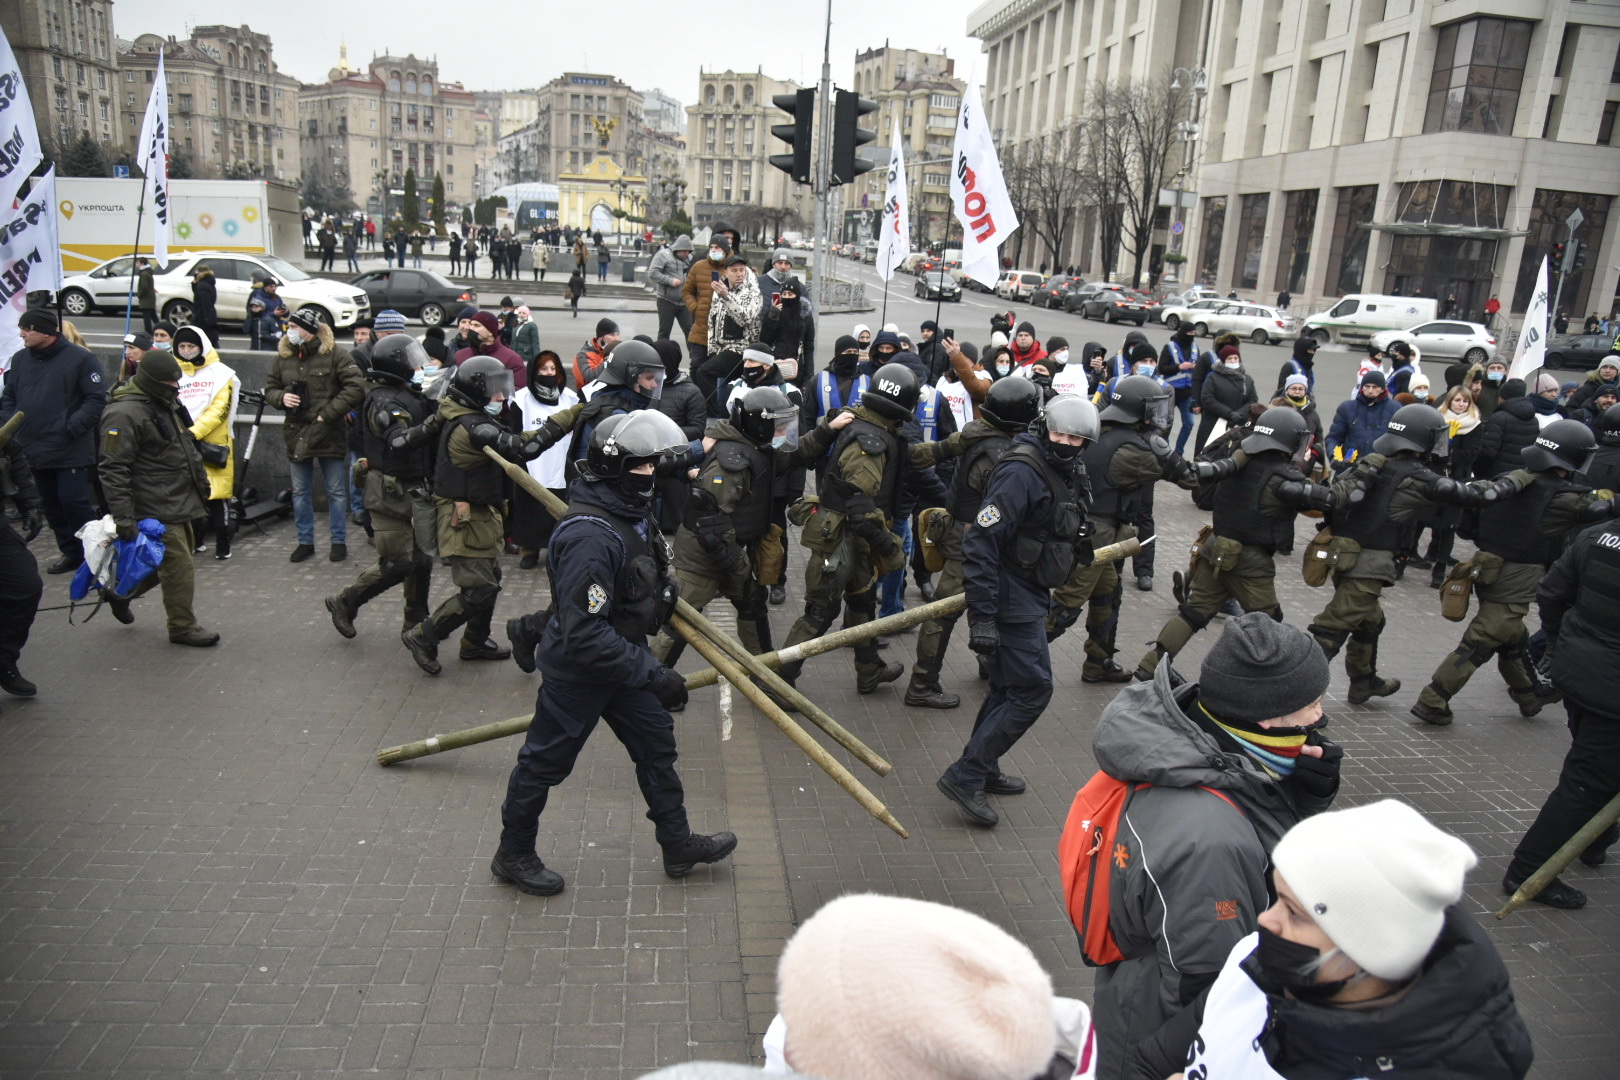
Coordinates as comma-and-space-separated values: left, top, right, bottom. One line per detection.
0, 0, 120, 155
851, 44, 966, 246
684, 69, 814, 233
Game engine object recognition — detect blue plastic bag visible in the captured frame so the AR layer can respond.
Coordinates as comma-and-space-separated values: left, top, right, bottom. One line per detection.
69, 518, 166, 601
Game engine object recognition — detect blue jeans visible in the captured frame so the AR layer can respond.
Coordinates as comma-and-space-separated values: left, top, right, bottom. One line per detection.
344, 450, 366, 514
1173, 395, 1197, 455
288, 456, 349, 546
877, 517, 913, 618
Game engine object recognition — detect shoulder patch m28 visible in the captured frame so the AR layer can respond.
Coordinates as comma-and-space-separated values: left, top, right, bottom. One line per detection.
586, 583, 608, 614
976, 503, 1002, 528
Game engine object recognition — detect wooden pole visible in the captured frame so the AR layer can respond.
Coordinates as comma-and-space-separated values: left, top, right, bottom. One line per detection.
1496, 791, 1620, 919
0, 410, 25, 450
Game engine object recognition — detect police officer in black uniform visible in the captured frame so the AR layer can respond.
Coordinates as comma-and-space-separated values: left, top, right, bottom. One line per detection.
1583, 402, 1620, 492
493, 411, 737, 896
325, 335, 441, 638
906, 377, 1044, 709
1413, 419, 1620, 724
563, 339, 673, 479
0, 425, 44, 708
1135, 406, 1351, 679
1503, 511, 1620, 909
1048, 375, 1240, 682
937, 393, 1100, 827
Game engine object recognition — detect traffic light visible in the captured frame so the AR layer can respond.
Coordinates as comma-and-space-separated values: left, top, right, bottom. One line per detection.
1570, 239, 1587, 271
769, 89, 814, 184
1552, 240, 1567, 271
830, 89, 878, 186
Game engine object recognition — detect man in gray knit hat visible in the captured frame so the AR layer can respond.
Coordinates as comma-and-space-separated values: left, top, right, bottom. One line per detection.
1085, 612, 1344, 1080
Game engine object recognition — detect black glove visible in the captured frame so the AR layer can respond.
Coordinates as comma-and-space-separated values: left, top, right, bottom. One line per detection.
20, 507, 42, 543
115, 520, 137, 542
849, 515, 898, 556
1292, 737, 1344, 802
1046, 605, 1081, 642
967, 618, 1000, 656
649, 667, 689, 711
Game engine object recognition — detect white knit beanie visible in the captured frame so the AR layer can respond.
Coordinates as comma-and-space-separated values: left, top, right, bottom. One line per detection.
1271, 800, 1477, 981
776, 894, 1055, 1080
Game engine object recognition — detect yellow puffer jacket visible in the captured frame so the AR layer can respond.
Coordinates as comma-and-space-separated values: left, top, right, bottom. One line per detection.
174, 325, 237, 500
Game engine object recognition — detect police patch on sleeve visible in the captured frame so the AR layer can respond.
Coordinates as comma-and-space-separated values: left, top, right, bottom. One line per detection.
586, 583, 608, 614
976, 503, 1002, 528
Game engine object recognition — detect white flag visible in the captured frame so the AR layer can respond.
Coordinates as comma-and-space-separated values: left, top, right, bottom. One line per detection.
0, 28, 45, 207
949, 76, 1018, 288
875, 118, 910, 282
1507, 256, 1549, 382
135, 50, 171, 268
0, 167, 64, 370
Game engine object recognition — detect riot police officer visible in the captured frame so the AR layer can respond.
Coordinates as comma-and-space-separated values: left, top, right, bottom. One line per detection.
564, 339, 674, 480
936, 393, 1098, 826
493, 411, 737, 896
1048, 375, 1239, 682
0, 425, 44, 708
776, 362, 966, 695
1502, 514, 1620, 909
1308, 403, 1522, 705
906, 377, 1044, 709
1135, 406, 1351, 679
1582, 402, 1620, 492
648, 387, 849, 669
325, 335, 440, 638
1413, 419, 1620, 725
401, 357, 570, 675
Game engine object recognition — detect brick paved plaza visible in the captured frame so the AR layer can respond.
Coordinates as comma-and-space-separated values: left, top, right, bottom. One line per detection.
1, 483, 1616, 1078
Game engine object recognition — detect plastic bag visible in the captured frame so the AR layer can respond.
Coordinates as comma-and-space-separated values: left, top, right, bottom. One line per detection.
69, 516, 166, 603
70, 515, 119, 601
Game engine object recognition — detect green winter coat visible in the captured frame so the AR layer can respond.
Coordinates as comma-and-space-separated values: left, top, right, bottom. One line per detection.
98, 380, 209, 528
263, 322, 365, 460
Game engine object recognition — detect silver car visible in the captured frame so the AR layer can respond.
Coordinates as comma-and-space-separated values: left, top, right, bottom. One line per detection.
1368, 320, 1498, 364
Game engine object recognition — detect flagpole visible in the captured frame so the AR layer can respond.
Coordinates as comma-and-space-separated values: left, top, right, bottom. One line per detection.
880, 275, 889, 326
120, 184, 146, 338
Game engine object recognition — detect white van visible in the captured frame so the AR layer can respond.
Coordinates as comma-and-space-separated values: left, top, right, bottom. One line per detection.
861, 240, 880, 264
1303, 295, 1439, 345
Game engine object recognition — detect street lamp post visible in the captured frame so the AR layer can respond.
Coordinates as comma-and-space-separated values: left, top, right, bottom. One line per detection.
1167, 67, 1207, 286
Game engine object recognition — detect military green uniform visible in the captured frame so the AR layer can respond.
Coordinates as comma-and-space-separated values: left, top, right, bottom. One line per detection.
779, 404, 965, 689
97, 376, 211, 636
1417, 470, 1609, 717
1137, 451, 1349, 676
650, 418, 835, 665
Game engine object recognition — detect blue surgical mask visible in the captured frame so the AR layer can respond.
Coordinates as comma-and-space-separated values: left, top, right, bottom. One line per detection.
771, 435, 789, 449
411, 370, 425, 386
1487, 370, 1505, 382
423, 362, 441, 375
483, 400, 503, 415
152, 340, 171, 350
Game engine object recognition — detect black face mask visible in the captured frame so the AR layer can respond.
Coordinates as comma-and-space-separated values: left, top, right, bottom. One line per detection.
532, 370, 561, 389
1042, 435, 1083, 463
780, 295, 799, 309
831, 353, 859, 375
612, 470, 657, 505
1031, 370, 1053, 388
1255, 927, 1353, 1002
743, 365, 771, 386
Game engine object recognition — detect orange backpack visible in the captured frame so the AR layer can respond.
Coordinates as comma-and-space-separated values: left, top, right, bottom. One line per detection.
1058, 773, 1243, 967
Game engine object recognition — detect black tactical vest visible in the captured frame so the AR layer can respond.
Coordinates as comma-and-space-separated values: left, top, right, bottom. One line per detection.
555, 499, 677, 640
1574, 527, 1620, 634
818, 415, 905, 522
1081, 423, 1146, 519
1330, 454, 1426, 552
1476, 475, 1579, 565
433, 413, 506, 505
949, 431, 1014, 523
1582, 446, 1620, 493
688, 437, 775, 543
1213, 454, 1301, 551
363, 384, 434, 481
995, 443, 1088, 589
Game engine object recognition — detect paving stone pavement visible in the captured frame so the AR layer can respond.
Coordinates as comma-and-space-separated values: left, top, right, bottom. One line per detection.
0, 483, 1615, 1078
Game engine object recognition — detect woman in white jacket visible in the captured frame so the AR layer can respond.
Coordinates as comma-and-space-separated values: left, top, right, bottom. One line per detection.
509, 350, 578, 569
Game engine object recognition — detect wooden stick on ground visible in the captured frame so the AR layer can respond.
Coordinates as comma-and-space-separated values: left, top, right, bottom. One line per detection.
1497, 791, 1620, 919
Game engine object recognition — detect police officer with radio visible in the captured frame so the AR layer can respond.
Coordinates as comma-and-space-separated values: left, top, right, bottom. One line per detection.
325, 335, 441, 638
1307, 403, 1523, 705
1135, 406, 1353, 679
1413, 419, 1620, 725
401, 356, 573, 675
1049, 376, 1242, 683
776, 362, 967, 696
493, 411, 737, 897
937, 393, 1100, 827
906, 377, 1044, 709
647, 387, 849, 669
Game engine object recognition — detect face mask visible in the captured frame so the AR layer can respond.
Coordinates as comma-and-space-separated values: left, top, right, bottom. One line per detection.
1487, 370, 1505, 382
533, 370, 561, 388
1051, 349, 1069, 365
411, 370, 425, 386
1255, 926, 1354, 1002
832, 353, 859, 374
615, 470, 657, 504
286, 328, 306, 346
1135, 363, 1156, 376
780, 295, 798, 308
996, 363, 1011, 376
151, 340, 171, 350
1031, 371, 1053, 388
1044, 438, 1083, 463
483, 400, 504, 416
424, 362, 441, 375
178, 346, 201, 360
770, 434, 789, 449
709, 249, 724, 262
1414, 390, 1429, 401
1224, 360, 1242, 370
743, 365, 771, 386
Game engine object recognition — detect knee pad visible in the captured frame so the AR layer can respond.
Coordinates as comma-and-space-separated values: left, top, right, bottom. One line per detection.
804, 596, 842, 628
1178, 603, 1212, 631
1349, 616, 1386, 645
1464, 644, 1496, 668
464, 583, 501, 611
1309, 624, 1350, 655
412, 550, 435, 572
379, 555, 415, 580
845, 591, 877, 619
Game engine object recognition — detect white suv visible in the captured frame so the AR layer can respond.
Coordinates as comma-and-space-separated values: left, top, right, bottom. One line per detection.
154, 252, 371, 328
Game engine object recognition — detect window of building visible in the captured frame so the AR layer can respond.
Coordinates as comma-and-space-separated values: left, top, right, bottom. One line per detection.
1274, 189, 1318, 293
929, 94, 959, 110
1384, 180, 1510, 315
96, 70, 105, 89
744, 84, 755, 105
98, 99, 108, 121
1600, 101, 1618, 146
1512, 188, 1613, 314
390, 72, 401, 92
1198, 196, 1227, 285
704, 84, 716, 105
1423, 17, 1532, 135
1235, 194, 1268, 289
723, 84, 735, 105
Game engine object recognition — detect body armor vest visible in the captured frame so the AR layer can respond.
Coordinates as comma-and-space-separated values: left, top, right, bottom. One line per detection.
363, 385, 433, 481
949, 430, 1014, 523
688, 437, 775, 543
1476, 475, 1579, 565
995, 443, 1088, 589
554, 500, 676, 640
1213, 454, 1301, 551
819, 415, 905, 522
1330, 455, 1426, 552
1574, 527, 1620, 634
433, 414, 505, 505
1082, 423, 1147, 519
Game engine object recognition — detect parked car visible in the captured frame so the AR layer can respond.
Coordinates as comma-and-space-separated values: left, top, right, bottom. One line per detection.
1062, 282, 1117, 313
1031, 275, 1085, 309
351, 268, 477, 327
57, 256, 141, 317
914, 271, 962, 302
154, 251, 371, 328
1369, 320, 1497, 364
1080, 286, 1155, 325
995, 270, 1047, 302
1191, 302, 1296, 344
1160, 297, 1230, 331
1545, 333, 1620, 371
1303, 294, 1439, 345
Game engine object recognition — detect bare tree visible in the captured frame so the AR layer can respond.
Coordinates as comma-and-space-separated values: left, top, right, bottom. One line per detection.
1114, 76, 1190, 286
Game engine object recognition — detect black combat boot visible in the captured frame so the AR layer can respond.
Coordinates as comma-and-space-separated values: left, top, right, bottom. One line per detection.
936, 775, 998, 827
0, 664, 37, 697
460, 638, 512, 662
855, 660, 905, 694
1409, 699, 1453, 726
325, 592, 359, 638
402, 620, 441, 675
1511, 684, 1562, 717
662, 831, 738, 878
1502, 873, 1585, 909
490, 850, 565, 896
1347, 674, 1401, 704
506, 615, 543, 674
903, 673, 960, 709
983, 772, 1026, 795
1082, 658, 1132, 683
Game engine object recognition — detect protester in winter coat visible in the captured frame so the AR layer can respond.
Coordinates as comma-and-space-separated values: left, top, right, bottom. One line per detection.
1474, 357, 1510, 418
1276, 334, 1318, 392
1128, 800, 1532, 1080
759, 274, 815, 386
706, 256, 763, 356
1326, 371, 1399, 470
1271, 374, 1323, 459
572, 318, 620, 392
189, 263, 220, 344
681, 235, 731, 362
1196, 345, 1259, 449
1568, 355, 1620, 414
509, 350, 579, 569
509, 305, 541, 366
649, 235, 694, 343
1529, 370, 1568, 424
455, 311, 527, 391
1089, 613, 1340, 1079
1394, 370, 1434, 406
1416, 385, 1487, 587
172, 326, 238, 560
1007, 321, 1047, 368
1472, 379, 1541, 477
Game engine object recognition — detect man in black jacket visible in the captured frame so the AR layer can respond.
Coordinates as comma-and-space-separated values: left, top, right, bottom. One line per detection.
0, 309, 107, 573
1473, 378, 1539, 476
0, 423, 44, 706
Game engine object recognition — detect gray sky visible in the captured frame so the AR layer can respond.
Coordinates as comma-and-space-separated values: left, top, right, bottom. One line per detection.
112, 0, 986, 103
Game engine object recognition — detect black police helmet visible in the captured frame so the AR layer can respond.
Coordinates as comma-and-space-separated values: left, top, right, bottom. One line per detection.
731, 386, 798, 448
582, 411, 689, 501
1098, 373, 1171, 426
1241, 405, 1311, 456
979, 376, 1043, 433
597, 338, 667, 399
861, 362, 921, 423
1523, 418, 1598, 474
1034, 393, 1101, 463
1373, 403, 1450, 458
447, 355, 513, 409
368, 334, 428, 388
1602, 402, 1620, 446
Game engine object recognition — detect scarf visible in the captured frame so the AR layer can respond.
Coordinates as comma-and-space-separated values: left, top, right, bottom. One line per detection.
1197, 702, 1306, 777
1530, 395, 1563, 416
1446, 410, 1480, 437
